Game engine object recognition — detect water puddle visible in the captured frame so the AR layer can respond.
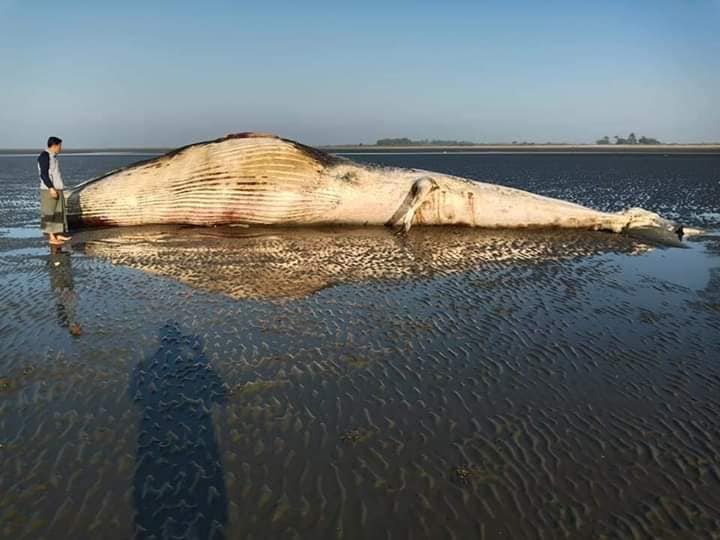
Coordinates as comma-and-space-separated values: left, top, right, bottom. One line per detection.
0, 246, 54, 257
620, 231, 719, 290
71, 226, 648, 300
0, 226, 42, 239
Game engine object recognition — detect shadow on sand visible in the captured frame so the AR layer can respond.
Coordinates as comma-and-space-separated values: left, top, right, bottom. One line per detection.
129, 321, 228, 539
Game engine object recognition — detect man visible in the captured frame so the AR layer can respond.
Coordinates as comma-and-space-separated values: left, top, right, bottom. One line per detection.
38, 136, 71, 245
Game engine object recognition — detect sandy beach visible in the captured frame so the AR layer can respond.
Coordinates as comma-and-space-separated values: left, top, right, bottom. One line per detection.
1, 151, 719, 538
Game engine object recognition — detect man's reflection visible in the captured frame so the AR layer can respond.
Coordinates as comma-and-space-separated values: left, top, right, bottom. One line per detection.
129, 322, 228, 539
47, 247, 82, 336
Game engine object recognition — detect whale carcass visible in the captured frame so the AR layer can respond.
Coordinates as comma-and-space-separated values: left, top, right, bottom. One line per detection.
66, 133, 686, 244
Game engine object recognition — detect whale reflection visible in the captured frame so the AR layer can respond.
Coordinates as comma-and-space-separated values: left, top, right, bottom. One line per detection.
76, 226, 652, 300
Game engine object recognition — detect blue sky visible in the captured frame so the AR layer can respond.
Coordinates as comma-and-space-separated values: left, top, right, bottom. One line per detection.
1, 0, 718, 147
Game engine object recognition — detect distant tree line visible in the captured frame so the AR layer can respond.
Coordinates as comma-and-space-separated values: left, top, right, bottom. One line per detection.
596, 133, 661, 145
375, 134, 665, 146
376, 137, 477, 146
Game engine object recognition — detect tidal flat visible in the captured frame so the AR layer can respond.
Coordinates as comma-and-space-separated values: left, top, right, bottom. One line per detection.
1, 152, 719, 539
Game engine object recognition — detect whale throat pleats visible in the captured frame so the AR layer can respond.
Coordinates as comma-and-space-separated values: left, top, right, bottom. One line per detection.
70, 136, 343, 226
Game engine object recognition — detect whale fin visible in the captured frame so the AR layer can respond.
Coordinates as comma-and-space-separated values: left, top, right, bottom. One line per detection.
625, 225, 685, 247
387, 177, 439, 232
619, 208, 685, 247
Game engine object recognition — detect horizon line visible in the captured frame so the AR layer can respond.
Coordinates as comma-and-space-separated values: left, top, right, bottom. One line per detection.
2, 141, 720, 153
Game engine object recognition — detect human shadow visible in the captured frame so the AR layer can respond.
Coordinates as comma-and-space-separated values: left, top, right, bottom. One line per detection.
47, 248, 82, 336
129, 322, 228, 539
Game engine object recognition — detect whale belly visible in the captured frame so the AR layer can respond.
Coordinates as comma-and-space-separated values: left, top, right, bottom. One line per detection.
69, 137, 342, 227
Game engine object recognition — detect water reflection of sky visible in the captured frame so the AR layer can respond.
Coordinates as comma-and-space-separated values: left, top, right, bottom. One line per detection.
0, 226, 42, 239
2, 152, 720, 539
610, 233, 720, 292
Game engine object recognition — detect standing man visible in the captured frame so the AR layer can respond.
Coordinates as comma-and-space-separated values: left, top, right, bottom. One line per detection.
38, 136, 72, 245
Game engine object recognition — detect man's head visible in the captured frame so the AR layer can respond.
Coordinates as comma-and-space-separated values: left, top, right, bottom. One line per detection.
47, 136, 63, 154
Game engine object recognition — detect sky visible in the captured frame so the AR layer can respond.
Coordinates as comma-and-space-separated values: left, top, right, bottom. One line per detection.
1, 0, 719, 147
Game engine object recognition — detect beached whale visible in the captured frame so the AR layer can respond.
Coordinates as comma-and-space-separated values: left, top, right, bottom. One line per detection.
67, 132, 686, 245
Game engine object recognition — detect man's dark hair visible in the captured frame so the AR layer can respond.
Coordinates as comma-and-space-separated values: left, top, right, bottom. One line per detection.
47, 136, 63, 148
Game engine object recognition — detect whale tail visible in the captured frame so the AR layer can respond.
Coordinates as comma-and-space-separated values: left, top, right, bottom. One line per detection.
620, 208, 687, 247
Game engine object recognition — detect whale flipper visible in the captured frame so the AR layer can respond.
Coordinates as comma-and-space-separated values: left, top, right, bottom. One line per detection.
388, 177, 439, 233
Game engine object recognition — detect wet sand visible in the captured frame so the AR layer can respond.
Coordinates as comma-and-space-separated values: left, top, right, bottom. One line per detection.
1, 153, 720, 539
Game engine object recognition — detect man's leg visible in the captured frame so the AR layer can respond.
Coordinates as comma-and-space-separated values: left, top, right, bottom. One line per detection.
48, 233, 64, 245
41, 190, 67, 245
56, 191, 71, 241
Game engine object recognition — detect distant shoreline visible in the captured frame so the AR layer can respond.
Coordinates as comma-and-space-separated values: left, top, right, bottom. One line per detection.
324, 144, 720, 154
1, 144, 719, 156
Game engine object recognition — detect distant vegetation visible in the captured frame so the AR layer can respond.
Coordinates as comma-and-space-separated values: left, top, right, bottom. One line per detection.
376, 138, 478, 146
596, 133, 661, 145
377, 135, 666, 147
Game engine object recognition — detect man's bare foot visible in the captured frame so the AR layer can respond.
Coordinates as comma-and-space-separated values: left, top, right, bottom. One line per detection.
69, 323, 83, 337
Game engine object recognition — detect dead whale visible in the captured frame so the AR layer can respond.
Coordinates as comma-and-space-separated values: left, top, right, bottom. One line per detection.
66, 133, 687, 245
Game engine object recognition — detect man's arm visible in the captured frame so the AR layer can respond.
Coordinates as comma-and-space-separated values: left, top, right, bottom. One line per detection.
38, 152, 53, 189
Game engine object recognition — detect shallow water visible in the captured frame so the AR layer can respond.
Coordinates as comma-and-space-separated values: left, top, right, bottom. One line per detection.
1, 153, 719, 539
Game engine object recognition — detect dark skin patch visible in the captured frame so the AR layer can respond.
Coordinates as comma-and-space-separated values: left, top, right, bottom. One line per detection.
289, 138, 346, 168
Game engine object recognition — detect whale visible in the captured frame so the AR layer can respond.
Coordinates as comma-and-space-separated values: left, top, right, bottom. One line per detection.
66, 132, 687, 245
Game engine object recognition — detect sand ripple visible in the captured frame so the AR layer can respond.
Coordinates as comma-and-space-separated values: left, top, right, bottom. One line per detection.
1, 226, 719, 538
1, 153, 719, 538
